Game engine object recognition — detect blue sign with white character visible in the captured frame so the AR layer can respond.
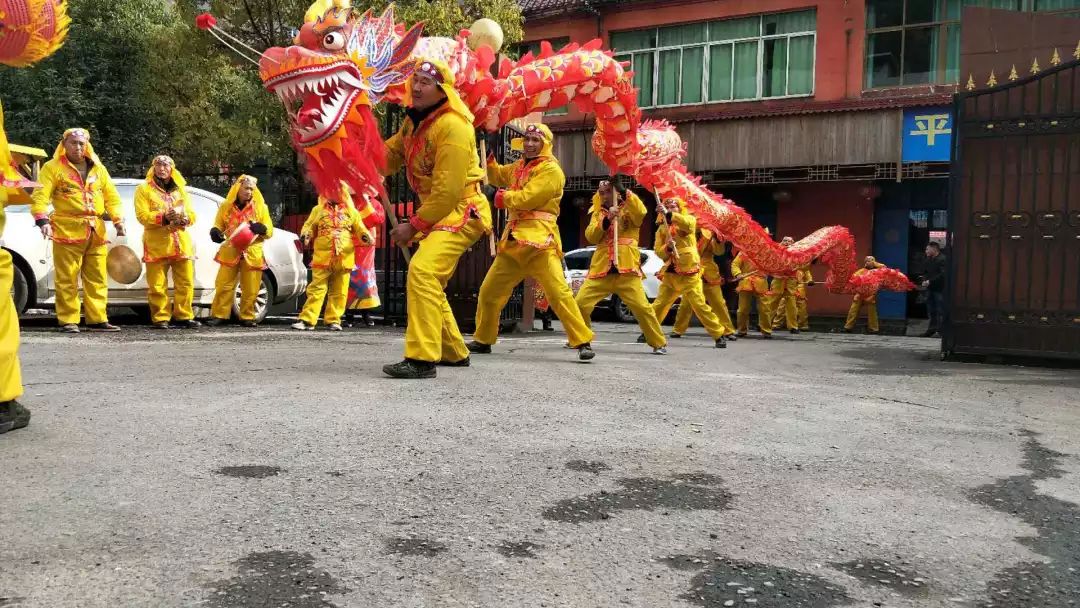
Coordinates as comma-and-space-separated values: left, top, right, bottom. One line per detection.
902, 106, 953, 163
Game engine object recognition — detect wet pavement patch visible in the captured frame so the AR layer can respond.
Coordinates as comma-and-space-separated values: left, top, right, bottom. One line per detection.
385, 536, 447, 557
661, 552, 853, 608
968, 429, 1080, 607
204, 550, 345, 608
495, 540, 543, 559
829, 559, 930, 597
0, 598, 27, 607
541, 473, 732, 523
565, 460, 611, 474
214, 465, 284, 479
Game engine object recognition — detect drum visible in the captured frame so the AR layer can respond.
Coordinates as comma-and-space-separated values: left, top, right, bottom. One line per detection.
106, 244, 142, 284
229, 222, 257, 251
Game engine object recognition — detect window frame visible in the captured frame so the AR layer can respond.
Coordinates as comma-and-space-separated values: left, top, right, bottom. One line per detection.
611, 9, 817, 110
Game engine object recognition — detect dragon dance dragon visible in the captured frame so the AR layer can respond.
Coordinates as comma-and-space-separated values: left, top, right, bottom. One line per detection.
0, 0, 69, 189
200, 0, 913, 298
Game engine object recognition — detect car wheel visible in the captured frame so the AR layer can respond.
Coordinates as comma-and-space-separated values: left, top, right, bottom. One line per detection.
10, 262, 29, 314
612, 295, 636, 323
233, 272, 276, 323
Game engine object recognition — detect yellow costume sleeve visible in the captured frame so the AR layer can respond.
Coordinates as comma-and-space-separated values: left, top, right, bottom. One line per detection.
255, 201, 274, 242
500, 160, 564, 211
29, 161, 57, 219
486, 159, 515, 188
213, 202, 228, 232
624, 191, 646, 225
654, 224, 671, 262
584, 194, 606, 245
731, 253, 747, 276
415, 117, 474, 228
669, 211, 696, 235
382, 129, 405, 176
300, 206, 320, 240
134, 184, 161, 227
100, 168, 123, 221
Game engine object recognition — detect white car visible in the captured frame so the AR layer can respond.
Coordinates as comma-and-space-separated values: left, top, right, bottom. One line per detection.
2, 178, 308, 323
563, 246, 663, 323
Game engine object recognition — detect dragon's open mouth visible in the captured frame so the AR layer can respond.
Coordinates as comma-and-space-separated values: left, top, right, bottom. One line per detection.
266, 62, 365, 147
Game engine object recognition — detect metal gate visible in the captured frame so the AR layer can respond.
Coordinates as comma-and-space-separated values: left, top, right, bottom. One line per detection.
945, 58, 1080, 360
376, 108, 524, 331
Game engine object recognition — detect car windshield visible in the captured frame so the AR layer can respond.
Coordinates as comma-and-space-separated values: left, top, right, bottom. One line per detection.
565, 251, 594, 271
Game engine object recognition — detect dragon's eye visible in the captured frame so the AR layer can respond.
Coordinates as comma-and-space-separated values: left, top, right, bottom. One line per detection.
322, 32, 345, 51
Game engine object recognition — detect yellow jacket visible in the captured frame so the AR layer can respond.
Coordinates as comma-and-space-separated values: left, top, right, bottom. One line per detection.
134, 172, 197, 263
301, 199, 373, 269
731, 252, 770, 295
852, 263, 886, 303
654, 210, 700, 276
584, 190, 646, 278
488, 154, 565, 252
696, 229, 725, 285
384, 105, 491, 234
795, 265, 814, 299
30, 156, 122, 245
213, 197, 273, 269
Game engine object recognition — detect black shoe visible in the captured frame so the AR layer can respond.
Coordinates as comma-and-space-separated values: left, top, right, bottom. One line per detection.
920, 330, 936, 338
439, 356, 471, 367
715, 336, 727, 349
725, 334, 737, 342
150, 322, 170, 330
578, 343, 596, 361
87, 322, 120, 332
790, 328, 801, 335
239, 320, 258, 328
173, 319, 202, 329
761, 332, 773, 340
636, 333, 646, 344
541, 320, 554, 331
361, 312, 375, 327
0, 400, 30, 434
205, 317, 227, 327
670, 333, 683, 339
383, 360, 437, 379
867, 330, 880, 335
466, 341, 492, 354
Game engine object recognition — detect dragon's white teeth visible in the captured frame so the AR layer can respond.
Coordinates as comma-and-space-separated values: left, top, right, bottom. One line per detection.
337, 72, 363, 89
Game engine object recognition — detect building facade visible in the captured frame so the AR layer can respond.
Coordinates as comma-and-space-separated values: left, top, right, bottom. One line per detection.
519, 0, 1080, 319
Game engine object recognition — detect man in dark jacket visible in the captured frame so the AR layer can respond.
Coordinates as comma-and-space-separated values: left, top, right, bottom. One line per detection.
921, 242, 947, 337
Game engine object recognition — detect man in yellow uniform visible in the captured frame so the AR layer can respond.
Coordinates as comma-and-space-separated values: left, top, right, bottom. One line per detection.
650, 197, 728, 349
30, 128, 124, 333
207, 175, 272, 327
794, 263, 814, 331
382, 59, 492, 379
0, 103, 33, 433
292, 185, 373, 331
467, 122, 596, 361
732, 244, 773, 339
844, 256, 886, 334
765, 236, 800, 335
574, 180, 666, 354
135, 156, 200, 329
670, 227, 737, 342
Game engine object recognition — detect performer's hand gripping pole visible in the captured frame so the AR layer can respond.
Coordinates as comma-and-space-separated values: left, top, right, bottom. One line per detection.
380, 190, 413, 264
611, 185, 620, 269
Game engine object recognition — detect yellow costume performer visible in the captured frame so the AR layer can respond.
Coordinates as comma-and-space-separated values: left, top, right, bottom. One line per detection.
31, 129, 124, 332
207, 175, 273, 326
732, 249, 773, 338
381, 59, 492, 378
574, 182, 667, 353
774, 264, 814, 331
650, 198, 729, 348
845, 256, 886, 334
469, 122, 596, 361
671, 227, 737, 340
135, 156, 199, 328
1, 0, 71, 433
293, 185, 372, 330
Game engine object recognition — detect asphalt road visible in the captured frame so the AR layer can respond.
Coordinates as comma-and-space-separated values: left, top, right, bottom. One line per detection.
2, 320, 1079, 608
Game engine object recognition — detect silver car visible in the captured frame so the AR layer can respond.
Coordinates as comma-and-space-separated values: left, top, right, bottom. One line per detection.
2, 178, 307, 323
562, 246, 664, 323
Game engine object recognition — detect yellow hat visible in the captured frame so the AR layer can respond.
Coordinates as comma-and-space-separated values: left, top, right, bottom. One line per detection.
411, 58, 474, 125
511, 122, 554, 158
144, 155, 187, 188
224, 174, 266, 208
52, 127, 102, 165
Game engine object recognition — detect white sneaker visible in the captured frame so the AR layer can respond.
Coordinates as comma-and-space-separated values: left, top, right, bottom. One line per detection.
291, 322, 313, 331
653, 346, 668, 355
327, 323, 343, 331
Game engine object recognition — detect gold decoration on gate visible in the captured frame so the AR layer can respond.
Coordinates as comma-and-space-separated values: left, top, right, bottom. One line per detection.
965, 73, 976, 91
1030, 58, 1040, 74
987, 70, 998, 87
1051, 48, 1062, 65
1008, 64, 1019, 81
1073, 41, 1080, 60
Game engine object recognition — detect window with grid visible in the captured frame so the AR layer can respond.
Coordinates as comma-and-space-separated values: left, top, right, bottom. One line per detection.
865, 0, 1080, 89
519, 38, 572, 115
610, 10, 816, 109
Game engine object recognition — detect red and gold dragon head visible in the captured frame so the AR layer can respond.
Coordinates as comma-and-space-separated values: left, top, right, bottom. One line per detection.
257, 0, 423, 199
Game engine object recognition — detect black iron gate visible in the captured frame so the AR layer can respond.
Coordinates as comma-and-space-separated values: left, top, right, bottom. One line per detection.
945, 58, 1080, 360
375, 107, 524, 331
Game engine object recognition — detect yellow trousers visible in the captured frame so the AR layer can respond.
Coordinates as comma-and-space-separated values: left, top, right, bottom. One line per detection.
736, 292, 773, 335
652, 274, 726, 340
0, 250, 23, 402
673, 283, 736, 336
299, 262, 351, 326
766, 279, 797, 330
575, 273, 666, 348
54, 240, 109, 325
211, 261, 263, 321
404, 223, 485, 364
796, 297, 809, 330
146, 260, 195, 323
475, 242, 594, 348
845, 298, 879, 332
